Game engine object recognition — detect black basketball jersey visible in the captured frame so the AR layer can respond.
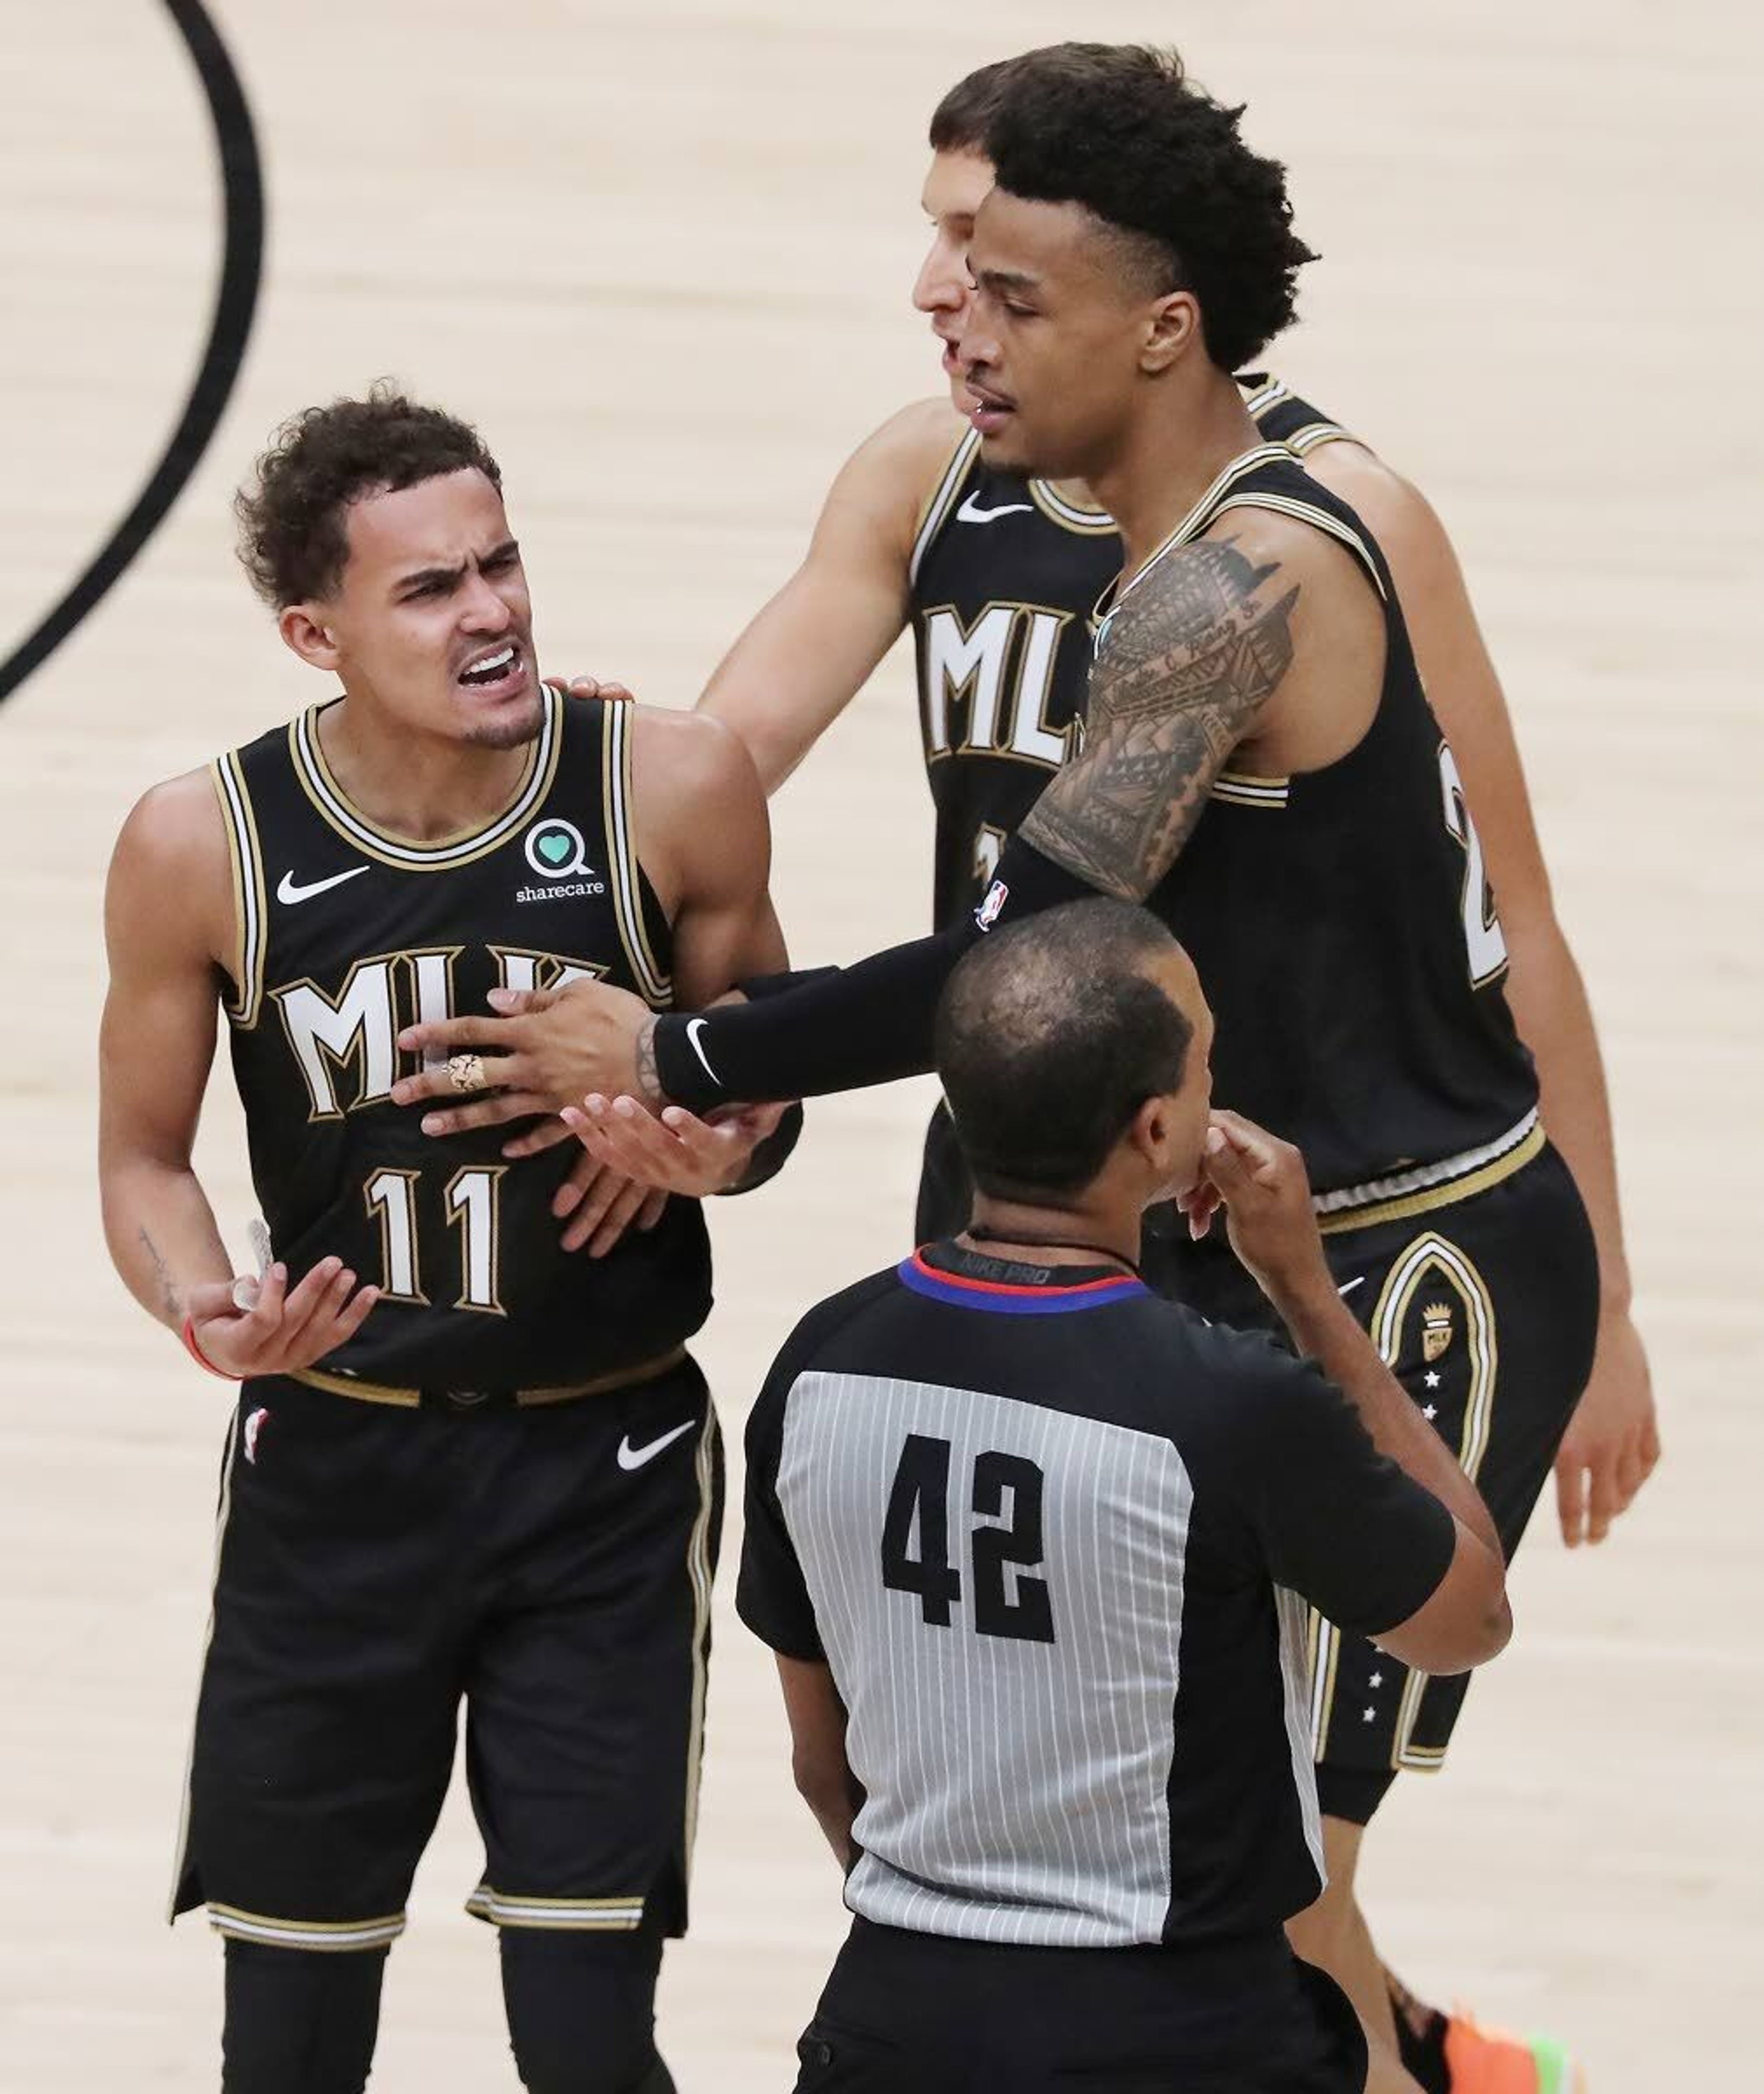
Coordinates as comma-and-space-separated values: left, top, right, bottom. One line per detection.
909, 374, 1348, 931
1112, 444, 1540, 1201
209, 689, 710, 1392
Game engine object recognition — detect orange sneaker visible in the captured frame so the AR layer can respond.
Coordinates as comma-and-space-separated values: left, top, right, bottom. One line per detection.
1442, 2010, 1587, 2094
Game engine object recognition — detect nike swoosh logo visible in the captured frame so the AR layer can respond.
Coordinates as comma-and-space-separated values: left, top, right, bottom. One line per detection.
684, 1017, 719, 1084
617, 1420, 696, 1471
956, 494, 1033, 525
277, 865, 369, 906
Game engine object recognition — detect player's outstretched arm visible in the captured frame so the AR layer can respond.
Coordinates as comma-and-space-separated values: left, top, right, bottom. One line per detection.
386, 532, 1311, 1117
1312, 445, 1658, 1548
697, 399, 962, 792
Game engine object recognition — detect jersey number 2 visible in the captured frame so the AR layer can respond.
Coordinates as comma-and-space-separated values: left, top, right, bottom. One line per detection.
364, 1165, 508, 1313
1438, 743, 1508, 986
881, 1433, 1055, 1644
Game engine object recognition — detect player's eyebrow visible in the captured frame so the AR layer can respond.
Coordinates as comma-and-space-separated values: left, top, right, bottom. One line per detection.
975, 265, 1039, 295
394, 539, 519, 596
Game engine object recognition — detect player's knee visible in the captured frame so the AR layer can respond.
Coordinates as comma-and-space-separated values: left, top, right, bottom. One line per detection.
500, 1926, 673, 2094
220, 1938, 387, 2094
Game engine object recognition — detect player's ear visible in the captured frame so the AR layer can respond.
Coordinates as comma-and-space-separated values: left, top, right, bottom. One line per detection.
279, 601, 342, 673
1141, 290, 1199, 377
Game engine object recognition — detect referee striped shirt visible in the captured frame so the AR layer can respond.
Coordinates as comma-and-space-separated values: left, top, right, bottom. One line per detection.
738, 1242, 1454, 1949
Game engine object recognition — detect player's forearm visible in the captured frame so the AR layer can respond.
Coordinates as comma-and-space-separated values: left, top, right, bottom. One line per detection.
1502, 916, 1633, 1313
101, 1156, 232, 1331
1269, 1274, 1502, 1560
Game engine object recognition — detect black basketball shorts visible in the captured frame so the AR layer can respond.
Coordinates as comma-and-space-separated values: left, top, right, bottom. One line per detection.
169, 1356, 722, 1953
791, 1918, 1366, 2093
1148, 1141, 1599, 1823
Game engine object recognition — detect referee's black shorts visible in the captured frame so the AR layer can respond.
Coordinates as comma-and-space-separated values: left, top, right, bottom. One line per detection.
792, 1918, 1366, 2092
170, 1355, 721, 1954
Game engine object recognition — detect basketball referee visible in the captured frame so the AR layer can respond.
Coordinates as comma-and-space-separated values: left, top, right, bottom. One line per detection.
737, 901, 1512, 2093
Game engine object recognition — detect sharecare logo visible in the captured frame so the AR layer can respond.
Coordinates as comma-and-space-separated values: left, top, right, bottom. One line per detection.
975, 879, 1009, 931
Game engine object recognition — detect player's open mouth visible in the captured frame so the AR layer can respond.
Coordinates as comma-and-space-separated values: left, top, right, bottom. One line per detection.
456, 642, 526, 695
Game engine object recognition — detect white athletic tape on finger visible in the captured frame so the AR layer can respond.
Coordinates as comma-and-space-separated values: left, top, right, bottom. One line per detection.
232, 1217, 274, 1311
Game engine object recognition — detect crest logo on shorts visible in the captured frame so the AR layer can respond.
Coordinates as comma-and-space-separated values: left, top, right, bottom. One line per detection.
243, 1406, 271, 1465
1421, 1302, 1454, 1363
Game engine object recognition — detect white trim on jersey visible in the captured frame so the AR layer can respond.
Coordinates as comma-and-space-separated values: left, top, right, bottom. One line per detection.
1313, 1107, 1540, 1220
909, 428, 983, 587
601, 699, 672, 1007
210, 749, 267, 1026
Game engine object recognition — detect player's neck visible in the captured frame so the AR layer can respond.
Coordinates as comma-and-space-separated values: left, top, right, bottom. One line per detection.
317, 694, 535, 843
962, 1193, 1141, 1274
1087, 374, 1263, 580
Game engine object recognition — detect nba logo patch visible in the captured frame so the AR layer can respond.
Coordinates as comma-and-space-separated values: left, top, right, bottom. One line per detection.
243, 1406, 270, 1466
975, 879, 1009, 932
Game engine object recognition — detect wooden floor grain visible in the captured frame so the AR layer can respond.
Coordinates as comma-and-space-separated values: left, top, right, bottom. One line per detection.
1, 4, 1758, 2086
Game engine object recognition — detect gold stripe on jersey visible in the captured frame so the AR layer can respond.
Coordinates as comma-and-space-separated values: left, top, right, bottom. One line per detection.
465, 1886, 646, 1931
601, 702, 671, 1008
1210, 769, 1291, 810
1113, 444, 1295, 606
210, 750, 268, 1027
1307, 1613, 1340, 1756
167, 1407, 242, 1924
681, 1404, 718, 1877
1207, 492, 1388, 603
1370, 1229, 1499, 1484
1391, 1670, 1439, 1772
289, 1341, 688, 1410
1240, 374, 1292, 419
288, 687, 561, 871
908, 427, 983, 586
1284, 421, 1354, 456
1315, 1112, 1544, 1236
1027, 478, 1117, 536
206, 1904, 408, 1952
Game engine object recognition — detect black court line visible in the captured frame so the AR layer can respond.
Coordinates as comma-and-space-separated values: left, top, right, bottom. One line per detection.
0, 0, 264, 707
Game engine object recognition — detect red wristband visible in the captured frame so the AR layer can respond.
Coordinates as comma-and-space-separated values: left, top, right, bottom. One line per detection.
181, 1313, 239, 1381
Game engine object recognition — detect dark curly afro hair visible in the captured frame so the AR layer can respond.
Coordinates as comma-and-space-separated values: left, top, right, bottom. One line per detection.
236, 385, 502, 609
984, 46, 1316, 374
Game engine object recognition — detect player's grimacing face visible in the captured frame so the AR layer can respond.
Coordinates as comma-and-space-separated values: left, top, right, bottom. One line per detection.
956, 189, 1147, 480
306, 470, 542, 750
912, 149, 993, 403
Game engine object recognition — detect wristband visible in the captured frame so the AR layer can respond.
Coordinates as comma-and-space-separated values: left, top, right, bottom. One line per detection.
181, 1313, 240, 1381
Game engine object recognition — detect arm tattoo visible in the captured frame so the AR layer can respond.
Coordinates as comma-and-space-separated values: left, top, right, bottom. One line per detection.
635, 1016, 662, 1109
1020, 537, 1298, 899
138, 1225, 181, 1323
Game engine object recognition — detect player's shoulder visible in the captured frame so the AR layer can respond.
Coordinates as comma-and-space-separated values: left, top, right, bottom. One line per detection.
627, 704, 763, 809
112, 763, 227, 876
836, 396, 971, 516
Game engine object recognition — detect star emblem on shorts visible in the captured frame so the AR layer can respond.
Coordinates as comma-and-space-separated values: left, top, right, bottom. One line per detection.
1424, 1370, 1442, 1389
1369, 1672, 1383, 1689
1423, 1404, 1438, 1421
1363, 1707, 1376, 1722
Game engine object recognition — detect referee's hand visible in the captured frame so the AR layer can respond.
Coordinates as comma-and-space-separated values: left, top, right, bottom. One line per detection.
1193, 1109, 1332, 1304
185, 1258, 379, 1379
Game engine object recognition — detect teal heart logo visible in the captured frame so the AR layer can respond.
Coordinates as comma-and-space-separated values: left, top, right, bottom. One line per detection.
537, 832, 572, 866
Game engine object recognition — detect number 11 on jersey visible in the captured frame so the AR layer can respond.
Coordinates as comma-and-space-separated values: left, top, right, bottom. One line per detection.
364, 1164, 508, 1313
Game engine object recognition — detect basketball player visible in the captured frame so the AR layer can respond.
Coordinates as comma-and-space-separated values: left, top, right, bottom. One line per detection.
740, 900, 1513, 2093
396, 67, 1607, 2094
97, 391, 796, 2094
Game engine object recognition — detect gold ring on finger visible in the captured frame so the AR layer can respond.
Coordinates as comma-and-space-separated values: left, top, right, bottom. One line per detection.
447, 1052, 488, 1094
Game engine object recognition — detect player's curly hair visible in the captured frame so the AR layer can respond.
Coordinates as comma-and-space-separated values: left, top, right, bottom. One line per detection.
984, 46, 1316, 373
235, 385, 502, 609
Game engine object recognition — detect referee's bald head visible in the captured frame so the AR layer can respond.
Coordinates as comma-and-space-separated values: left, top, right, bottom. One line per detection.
936, 898, 1213, 1207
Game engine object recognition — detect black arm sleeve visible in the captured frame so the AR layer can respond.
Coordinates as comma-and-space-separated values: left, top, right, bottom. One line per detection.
653, 838, 1100, 1111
